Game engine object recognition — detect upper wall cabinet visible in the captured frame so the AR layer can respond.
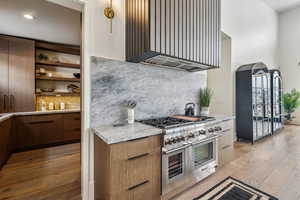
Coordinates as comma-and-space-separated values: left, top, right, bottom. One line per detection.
126, 0, 221, 72
0, 36, 35, 113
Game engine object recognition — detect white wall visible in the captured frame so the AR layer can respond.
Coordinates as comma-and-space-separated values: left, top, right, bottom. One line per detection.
208, 0, 279, 118
221, 0, 279, 70
208, 33, 233, 116
0, 0, 81, 45
81, 1, 126, 199
87, 0, 126, 60
279, 5, 300, 123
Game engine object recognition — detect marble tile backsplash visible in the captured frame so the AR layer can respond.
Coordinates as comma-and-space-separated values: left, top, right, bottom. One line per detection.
90, 57, 207, 127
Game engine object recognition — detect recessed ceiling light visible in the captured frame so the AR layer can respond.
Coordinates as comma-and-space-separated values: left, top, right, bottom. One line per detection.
23, 14, 34, 20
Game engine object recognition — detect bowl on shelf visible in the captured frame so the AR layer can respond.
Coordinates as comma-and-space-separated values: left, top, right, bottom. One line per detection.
73, 73, 80, 79
40, 88, 55, 93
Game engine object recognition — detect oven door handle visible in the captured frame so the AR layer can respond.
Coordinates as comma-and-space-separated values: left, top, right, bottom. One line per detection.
162, 144, 190, 155
191, 136, 218, 146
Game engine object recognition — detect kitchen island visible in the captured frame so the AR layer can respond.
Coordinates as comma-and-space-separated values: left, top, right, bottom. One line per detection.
92, 116, 235, 200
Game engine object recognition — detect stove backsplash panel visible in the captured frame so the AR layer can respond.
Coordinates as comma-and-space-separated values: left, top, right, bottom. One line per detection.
90, 57, 207, 127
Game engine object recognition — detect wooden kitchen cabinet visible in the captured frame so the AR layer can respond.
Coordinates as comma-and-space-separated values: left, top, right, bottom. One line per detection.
15, 114, 63, 150
0, 38, 9, 113
218, 120, 235, 167
9, 37, 35, 112
0, 36, 35, 113
0, 118, 12, 169
94, 135, 161, 200
15, 113, 80, 151
63, 113, 81, 141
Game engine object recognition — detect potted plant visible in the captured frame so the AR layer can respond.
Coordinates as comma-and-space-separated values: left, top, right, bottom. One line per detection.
283, 89, 300, 122
199, 88, 213, 116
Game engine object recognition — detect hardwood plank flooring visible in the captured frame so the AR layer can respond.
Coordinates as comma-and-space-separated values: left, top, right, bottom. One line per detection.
173, 125, 300, 200
0, 143, 81, 200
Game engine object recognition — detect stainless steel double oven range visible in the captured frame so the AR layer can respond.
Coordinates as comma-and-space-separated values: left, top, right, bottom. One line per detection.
138, 117, 223, 194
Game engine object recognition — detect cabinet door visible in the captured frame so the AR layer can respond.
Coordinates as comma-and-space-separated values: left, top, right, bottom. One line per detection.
0, 38, 9, 113
16, 116, 41, 149
218, 129, 234, 167
63, 113, 81, 141
16, 115, 64, 149
36, 115, 64, 145
0, 119, 12, 168
8, 38, 35, 112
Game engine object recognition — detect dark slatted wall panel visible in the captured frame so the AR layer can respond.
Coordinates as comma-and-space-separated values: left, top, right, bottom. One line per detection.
126, 0, 150, 62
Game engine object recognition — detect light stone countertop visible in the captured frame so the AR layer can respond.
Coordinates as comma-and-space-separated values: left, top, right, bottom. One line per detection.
92, 123, 163, 144
92, 115, 235, 145
0, 109, 81, 123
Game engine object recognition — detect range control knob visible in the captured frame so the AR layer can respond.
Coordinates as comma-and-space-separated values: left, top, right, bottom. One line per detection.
165, 139, 171, 145
175, 136, 181, 142
214, 126, 222, 131
208, 128, 214, 133
199, 130, 206, 135
170, 138, 176, 144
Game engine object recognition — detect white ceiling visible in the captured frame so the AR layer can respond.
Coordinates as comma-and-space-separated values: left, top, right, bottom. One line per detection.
46, 0, 83, 12
0, 0, 81, 45
262, 0, 300, 12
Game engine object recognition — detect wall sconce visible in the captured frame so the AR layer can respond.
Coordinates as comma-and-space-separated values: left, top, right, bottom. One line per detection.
104, 0, 114, 33
104, 7, 114, 19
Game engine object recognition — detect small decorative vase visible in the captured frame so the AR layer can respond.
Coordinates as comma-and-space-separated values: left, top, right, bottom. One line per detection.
127, 108, 135, 124
201, 107, 210, 117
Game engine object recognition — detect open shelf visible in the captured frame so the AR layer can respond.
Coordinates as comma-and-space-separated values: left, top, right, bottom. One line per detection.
36, 92, 80, 96
36, 61, 80, 69
36, 75, 80, 82
35, 41, 80, 55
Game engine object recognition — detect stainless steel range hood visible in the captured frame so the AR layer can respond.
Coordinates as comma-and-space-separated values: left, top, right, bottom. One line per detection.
126, 0, 221, 72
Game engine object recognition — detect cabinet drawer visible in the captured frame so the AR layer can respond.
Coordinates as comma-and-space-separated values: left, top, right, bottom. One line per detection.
111, 135, 160, 161
128, 179, 154, 200
125, 152, 155, 189
111, 180, 154, 200
126, 135, 161, 159
218, 145, 234, 167
30, 114, 62, 123
63, 113, 81, 131
111, 151, 161, 199
222, 120, 234, 130
15, 115, 63, 149
64, 129, 81, 141
219, 130, 234, 149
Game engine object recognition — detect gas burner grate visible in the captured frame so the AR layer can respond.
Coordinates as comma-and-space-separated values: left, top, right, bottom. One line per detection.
137, 117, 193, 129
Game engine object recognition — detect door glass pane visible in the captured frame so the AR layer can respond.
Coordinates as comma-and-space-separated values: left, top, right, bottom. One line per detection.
193, 142, 213, 168
168, 152, 184, 180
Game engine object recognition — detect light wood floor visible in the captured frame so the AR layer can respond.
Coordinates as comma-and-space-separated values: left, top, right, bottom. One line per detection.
0, 143, 81, 200
1, 126, 300, 200
174, 125, 300, 200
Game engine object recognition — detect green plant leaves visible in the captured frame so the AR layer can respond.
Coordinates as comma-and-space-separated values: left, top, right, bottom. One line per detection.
200, 88, 213, 107
283, 89, 300, 116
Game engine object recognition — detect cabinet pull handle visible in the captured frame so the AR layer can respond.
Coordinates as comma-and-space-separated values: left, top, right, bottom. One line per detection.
127, 136, 149, 142
222, 128, 231, 133
128, 180, 149, 191
29, 120, 54, 124
222, 145, 231, 150
74, 117, 80, 120
9, 95, 14, 112
3, 94, 7, 112
128, 153, 149, 161
74, 128, 81, 131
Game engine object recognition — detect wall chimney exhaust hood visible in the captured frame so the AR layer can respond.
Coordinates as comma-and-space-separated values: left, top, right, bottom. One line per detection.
126, 0, 221, 72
